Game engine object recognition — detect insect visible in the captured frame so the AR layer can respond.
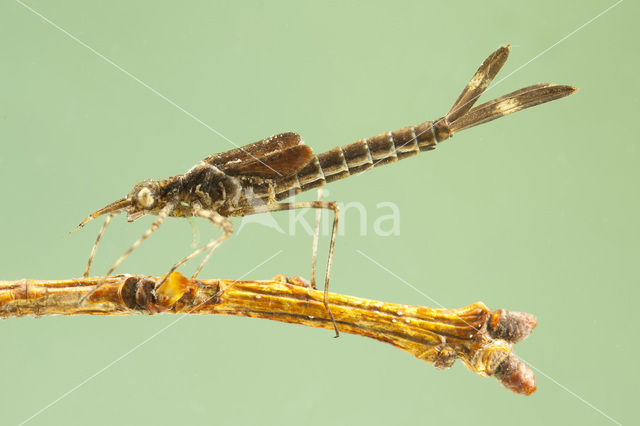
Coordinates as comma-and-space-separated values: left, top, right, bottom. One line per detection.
75, 45, 575, 335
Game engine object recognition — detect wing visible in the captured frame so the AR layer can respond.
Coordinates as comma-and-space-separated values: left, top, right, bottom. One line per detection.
205, 132, 314, 179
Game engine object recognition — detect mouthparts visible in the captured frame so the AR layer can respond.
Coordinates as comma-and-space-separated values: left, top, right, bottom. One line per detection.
71, 197, 130, 233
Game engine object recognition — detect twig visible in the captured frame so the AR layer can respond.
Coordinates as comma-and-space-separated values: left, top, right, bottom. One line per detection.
0, 272, 537, 395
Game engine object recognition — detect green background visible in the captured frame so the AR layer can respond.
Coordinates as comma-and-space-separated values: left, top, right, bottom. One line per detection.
1, 1, 637, 425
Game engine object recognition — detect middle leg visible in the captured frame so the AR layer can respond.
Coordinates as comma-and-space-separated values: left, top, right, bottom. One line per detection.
155, 203, 233, 290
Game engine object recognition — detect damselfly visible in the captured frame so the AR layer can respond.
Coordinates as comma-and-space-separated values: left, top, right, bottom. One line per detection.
75, 45, 576, 335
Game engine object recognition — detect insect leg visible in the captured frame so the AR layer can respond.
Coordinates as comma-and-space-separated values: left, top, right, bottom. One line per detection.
310, 188, 324, 289
190, 207, 234, 279
235, 200, 340, 337
79, 201, 176, 304
83, 212, 116, 278
155, 204, 233, 289
192, 245, 217, 280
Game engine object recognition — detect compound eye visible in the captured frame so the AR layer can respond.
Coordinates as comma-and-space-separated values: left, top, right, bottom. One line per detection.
137, 187, 155, 209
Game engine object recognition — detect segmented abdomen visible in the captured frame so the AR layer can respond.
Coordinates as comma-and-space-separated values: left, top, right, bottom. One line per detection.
274, 118, 451, 200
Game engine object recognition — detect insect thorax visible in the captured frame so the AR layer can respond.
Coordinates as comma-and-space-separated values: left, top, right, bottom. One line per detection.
176, 162, 276, 216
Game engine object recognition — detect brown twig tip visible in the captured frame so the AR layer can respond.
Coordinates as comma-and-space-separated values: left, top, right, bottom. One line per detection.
494, 353, 537, 396
487, 309, 537, 344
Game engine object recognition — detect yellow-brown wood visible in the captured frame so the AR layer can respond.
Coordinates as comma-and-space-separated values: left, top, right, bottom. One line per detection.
0, 272, 536, 395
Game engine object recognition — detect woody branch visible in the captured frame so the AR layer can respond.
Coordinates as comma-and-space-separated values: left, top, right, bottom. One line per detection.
0, 272, 537, 395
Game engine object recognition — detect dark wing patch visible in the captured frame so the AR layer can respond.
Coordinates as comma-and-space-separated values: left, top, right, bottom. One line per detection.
221, 144, 313, 178
206, 132, 303, 167
205, 132, 314, 179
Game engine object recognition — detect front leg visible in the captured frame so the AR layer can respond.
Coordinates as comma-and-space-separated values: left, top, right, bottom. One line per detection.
80, 201, 177, 304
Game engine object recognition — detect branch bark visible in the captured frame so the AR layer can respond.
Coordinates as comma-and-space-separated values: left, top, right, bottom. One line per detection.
0, 272, 537, 395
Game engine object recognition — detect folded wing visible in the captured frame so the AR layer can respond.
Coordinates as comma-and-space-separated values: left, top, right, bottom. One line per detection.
205, 132, 314, 179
